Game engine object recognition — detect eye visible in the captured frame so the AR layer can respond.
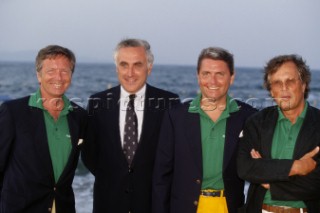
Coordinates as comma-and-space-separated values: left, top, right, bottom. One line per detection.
216, 72, 225, 77
202, 72, 209, 77
46, 69, 55, 75
286, 78, 297, 87
271, 80, 282, 89
60, 69, 71, 75
119, 62, 128, 68
134, 62, 144, 69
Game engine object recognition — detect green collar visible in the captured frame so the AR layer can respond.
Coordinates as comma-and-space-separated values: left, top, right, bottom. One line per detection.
188, 93, 239, 114
28, 89, 73, 113
277, 101, 307, 122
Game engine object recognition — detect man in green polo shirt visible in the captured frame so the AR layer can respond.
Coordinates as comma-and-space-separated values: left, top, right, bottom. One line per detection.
0, 45, 87, 213
152, 47, 257, 213
237, 54, 320, 213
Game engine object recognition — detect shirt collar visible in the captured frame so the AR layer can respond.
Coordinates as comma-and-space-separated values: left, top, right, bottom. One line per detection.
120, 84, 146, 100
28, 89, 73, 112
188, 93, 239, 114
277, 101, 308, 122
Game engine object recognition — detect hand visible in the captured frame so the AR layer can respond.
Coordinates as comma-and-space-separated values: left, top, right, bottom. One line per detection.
250, 149, 270, 189
289, 146, 319, 176
250, 149, 262, 158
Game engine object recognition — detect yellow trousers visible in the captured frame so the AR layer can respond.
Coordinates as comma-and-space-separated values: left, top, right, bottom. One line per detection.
51, 199, 56, 213
196, 195, 229, 213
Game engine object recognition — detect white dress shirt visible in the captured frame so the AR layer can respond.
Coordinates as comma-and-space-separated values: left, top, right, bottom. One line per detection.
119, 85, 146, 147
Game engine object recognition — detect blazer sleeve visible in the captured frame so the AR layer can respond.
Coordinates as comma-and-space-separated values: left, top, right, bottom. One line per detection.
269, 107, 320, 201
269, 162, 320, 201
152, 109, 175, 213
237, 116, 293, 183
238, 113, 320, 201
0, 103, 15, 193
81, 97, 99, 175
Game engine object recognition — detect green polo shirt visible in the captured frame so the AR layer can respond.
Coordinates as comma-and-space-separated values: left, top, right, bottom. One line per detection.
28, 89, 73, 183
189, 94, 239, 190
264, 102, 308, 208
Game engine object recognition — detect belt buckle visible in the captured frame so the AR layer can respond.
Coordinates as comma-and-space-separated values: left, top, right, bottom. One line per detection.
201, 189, 224, 197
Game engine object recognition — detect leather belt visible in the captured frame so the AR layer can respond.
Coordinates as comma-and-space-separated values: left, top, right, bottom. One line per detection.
200, 189, 224, 197
262, 204, 307, 213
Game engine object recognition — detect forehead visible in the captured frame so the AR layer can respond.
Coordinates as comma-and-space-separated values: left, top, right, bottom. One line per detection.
42, 55, 70, 65
117, 46, 147, 61
270, 61, 299, 80
199, 58, 229, 72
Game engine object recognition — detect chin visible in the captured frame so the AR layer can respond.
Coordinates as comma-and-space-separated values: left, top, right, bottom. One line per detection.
278, 102, 292, 111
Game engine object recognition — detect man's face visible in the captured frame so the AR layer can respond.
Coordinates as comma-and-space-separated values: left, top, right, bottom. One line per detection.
269, 61, 306, 112
197, 58, 234, 106
37, 55, 72, 99
116, 46, 152, 94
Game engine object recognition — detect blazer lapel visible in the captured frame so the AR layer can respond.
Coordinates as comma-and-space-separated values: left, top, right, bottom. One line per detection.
293, 106, 318, 158
108, 87, 127, 166
29, 106, 55, 182
57, 110, 80, 183
223, 112, 240, 170
138, 85, 159, 144
185, 110, 202, 174
260, 108, 278, 158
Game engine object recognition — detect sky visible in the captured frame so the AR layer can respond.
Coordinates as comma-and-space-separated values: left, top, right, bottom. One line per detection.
0, 0, 319, 69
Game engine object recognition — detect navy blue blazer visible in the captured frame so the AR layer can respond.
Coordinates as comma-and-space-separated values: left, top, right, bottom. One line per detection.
82, 84, 180, 213
237, 105, 320, 213
0, 96, 87, 213
152, 100, 257, 213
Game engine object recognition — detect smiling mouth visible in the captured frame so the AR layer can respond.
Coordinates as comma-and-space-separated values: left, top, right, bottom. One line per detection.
126, 79, 136, 84
53, 83, 62, 89
208, 86, 218, 90
281, 96, 291, 100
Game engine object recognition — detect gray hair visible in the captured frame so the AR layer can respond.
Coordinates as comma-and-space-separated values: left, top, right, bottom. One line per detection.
113, 38, 154, 66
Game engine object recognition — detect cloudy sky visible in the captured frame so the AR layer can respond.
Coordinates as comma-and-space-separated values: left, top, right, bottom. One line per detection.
0, 0, 319, 69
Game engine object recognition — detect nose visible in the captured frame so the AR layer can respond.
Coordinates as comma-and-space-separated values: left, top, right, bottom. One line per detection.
208, 75, 217, 84
127, 66, 135, 77
280, 81, 289, 91
55, 70, 63, 80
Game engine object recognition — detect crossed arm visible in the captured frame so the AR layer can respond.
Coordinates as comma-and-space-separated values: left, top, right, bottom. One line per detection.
250, 147, 319, 189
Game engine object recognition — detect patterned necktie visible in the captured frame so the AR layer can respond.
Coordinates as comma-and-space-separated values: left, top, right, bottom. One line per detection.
123, 94, 138, 165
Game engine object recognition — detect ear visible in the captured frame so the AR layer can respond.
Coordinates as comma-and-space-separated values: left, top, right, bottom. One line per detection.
302, 82, 306, 94
197, 72, 201, 86
147, 64, 153, 75
230, 71, 236, 85
36, 71, 42, 84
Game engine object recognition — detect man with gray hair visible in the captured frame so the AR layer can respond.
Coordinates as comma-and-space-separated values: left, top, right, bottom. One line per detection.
152, 47, 257, 213
82, 38, 180, 213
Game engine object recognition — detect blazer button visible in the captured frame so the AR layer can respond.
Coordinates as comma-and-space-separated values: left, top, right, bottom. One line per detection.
193, 201, 198, 206
48, 207, 52, 212
196, 179, 201, 184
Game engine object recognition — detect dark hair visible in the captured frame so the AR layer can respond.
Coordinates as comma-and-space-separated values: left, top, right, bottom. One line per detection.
113, 38, 154, 67
35, 45, 76, 73
197, 47, 234, 75
263, 54, 311, 99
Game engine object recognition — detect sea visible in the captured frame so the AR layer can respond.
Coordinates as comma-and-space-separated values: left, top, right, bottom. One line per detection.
1, 61, 320, 213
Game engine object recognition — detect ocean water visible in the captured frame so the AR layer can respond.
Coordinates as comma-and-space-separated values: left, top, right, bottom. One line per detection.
1, 62, 320, 212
